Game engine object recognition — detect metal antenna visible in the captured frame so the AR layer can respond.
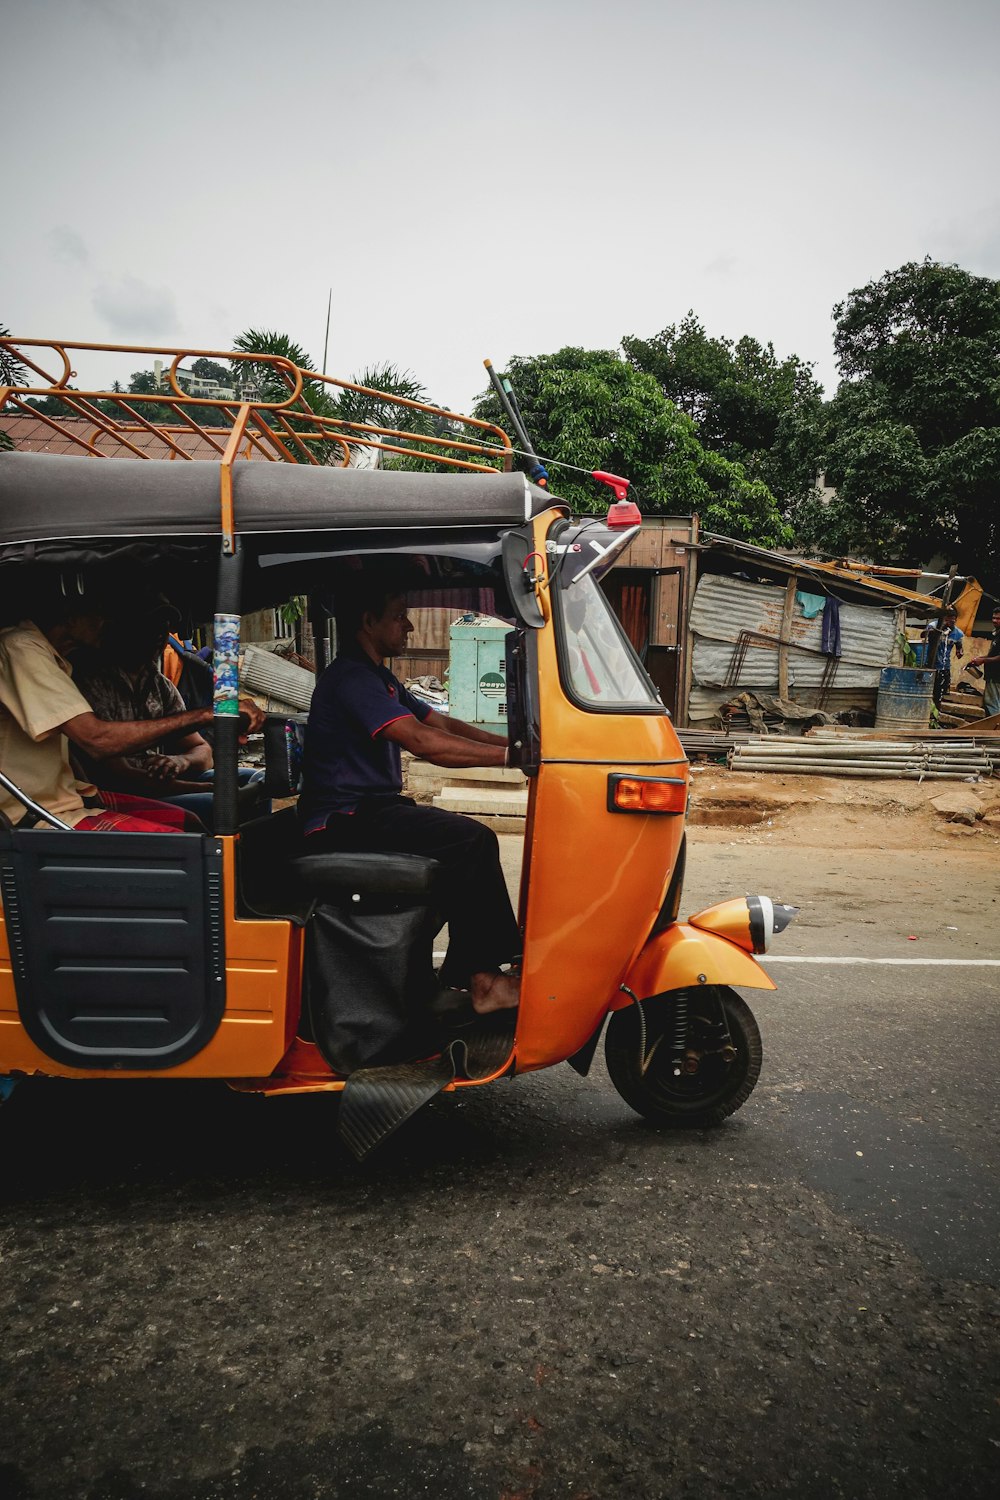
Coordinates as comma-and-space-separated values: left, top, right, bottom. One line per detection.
321, 288, 332, 375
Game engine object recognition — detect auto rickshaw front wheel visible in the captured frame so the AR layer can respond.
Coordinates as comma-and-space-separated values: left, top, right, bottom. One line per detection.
605, 986, 762, 1128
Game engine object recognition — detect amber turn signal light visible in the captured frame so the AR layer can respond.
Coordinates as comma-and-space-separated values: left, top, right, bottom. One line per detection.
607, 774, 687, 815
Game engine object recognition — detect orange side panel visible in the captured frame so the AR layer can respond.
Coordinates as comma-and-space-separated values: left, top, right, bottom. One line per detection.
514, 761, 687, 1073
0, 838, 298, 1080
513, 511, 689, 1074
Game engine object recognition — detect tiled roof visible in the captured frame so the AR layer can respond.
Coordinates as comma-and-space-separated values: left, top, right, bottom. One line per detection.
0, 413, 267, 461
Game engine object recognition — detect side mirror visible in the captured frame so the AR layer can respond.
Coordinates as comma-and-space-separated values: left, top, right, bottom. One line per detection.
501, 528, 546, 629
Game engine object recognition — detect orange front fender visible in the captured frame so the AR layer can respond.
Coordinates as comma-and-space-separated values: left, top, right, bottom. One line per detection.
618, 922, 777, 1004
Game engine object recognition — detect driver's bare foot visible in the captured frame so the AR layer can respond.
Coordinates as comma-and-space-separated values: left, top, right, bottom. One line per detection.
470, 970, 520, 1014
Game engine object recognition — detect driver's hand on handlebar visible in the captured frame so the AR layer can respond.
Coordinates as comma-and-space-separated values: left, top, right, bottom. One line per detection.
237, 697, 267, 737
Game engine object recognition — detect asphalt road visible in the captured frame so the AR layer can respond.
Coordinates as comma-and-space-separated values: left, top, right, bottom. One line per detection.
1, 845, 999, 1499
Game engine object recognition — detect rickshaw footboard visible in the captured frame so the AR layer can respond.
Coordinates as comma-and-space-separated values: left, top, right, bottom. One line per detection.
338, 1017, 515, 1160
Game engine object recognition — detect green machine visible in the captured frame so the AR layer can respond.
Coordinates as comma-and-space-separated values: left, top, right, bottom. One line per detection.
448, 616, 512, 729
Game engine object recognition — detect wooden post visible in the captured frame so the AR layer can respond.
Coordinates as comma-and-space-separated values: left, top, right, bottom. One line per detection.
680, 515, 698, 727
778, 576, 797, 699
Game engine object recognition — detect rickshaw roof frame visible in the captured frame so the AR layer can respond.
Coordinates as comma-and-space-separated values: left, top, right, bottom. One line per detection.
0, 336, 525, 556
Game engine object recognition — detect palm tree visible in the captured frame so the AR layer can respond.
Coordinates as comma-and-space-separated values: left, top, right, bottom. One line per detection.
0, 325, 29, 389
0, 325, 29, 449
338, 363, 428, 429
230, 329, 318, 404
230, 327, 340, 462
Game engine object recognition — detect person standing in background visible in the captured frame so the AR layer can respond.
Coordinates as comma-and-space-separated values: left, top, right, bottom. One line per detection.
924, 607, 964, 710
969, 605, 1000, 718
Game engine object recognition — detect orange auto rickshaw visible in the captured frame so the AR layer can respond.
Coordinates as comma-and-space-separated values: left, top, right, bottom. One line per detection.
0, 339, 796, 1157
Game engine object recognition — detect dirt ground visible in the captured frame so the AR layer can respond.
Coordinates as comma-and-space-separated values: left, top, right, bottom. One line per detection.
687, 765, 1000, 849
680, 768, 1000, 957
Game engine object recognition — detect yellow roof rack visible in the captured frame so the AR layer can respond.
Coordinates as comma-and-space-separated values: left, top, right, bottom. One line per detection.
0, 338, 514, 552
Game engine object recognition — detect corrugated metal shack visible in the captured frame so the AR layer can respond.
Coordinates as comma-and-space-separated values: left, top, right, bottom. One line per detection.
681, 534, 940, 728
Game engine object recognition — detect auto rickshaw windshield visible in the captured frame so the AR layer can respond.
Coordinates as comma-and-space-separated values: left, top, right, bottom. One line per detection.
555, 571, 662, 711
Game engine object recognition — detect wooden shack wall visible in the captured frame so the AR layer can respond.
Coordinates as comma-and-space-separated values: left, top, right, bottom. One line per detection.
622, 519, 696, 648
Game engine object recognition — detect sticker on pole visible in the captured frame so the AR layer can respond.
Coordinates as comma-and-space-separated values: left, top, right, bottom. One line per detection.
213, 612, 242, 716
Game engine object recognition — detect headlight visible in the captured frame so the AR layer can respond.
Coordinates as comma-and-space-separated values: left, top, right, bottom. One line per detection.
746, 895, 799, 953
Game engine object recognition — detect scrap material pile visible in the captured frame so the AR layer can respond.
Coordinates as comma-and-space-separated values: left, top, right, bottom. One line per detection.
729, 731, 1000, 780
241, 643, 315, 714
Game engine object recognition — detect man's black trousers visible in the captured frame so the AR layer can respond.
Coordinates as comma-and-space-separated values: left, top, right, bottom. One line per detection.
303, 796, 521, 988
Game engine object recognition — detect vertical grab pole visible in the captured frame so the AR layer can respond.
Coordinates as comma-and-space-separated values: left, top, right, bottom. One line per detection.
213, 410, 251, 836
309, 593, 330, 674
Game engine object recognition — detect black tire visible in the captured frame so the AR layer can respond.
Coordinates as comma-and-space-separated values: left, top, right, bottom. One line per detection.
604, 986, 762, 1128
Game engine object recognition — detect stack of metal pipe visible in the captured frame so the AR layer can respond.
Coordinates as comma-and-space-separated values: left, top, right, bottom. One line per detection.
807, 725, 1000, 770
728, 735, 991, 779
678, 729, 753, 756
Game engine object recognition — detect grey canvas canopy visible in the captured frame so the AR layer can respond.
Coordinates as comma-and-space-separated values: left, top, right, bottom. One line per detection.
0, 453, 554, 550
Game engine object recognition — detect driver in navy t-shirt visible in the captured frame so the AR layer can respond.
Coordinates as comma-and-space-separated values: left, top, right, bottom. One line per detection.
300, 570, 520, 1016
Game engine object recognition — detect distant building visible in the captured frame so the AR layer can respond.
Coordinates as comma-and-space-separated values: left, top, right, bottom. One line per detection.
153, 359, 236, 402
814, 470, 839, 506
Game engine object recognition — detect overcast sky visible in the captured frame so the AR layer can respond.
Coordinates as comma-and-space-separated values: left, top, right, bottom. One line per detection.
4, 0, 999, 413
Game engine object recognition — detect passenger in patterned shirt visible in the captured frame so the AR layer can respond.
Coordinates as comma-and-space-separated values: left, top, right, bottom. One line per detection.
70, 597, 215, 801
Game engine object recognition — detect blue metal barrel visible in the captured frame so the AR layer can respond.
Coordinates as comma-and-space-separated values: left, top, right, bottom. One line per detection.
875, 666, 935, 731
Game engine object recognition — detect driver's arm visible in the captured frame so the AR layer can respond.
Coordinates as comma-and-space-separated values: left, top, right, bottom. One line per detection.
422, 707, 508, 748
380, 713, 506, 768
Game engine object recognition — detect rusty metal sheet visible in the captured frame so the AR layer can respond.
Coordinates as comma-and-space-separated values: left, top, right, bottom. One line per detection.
689, 574, 899, 690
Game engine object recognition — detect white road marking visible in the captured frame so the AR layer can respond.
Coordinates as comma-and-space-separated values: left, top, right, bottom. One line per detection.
760, 955, 1000, 966
436, 952, 999, 967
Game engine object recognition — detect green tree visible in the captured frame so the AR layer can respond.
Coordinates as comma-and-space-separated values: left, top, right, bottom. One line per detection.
114, 369, 177, 426
0, 325, 30, 393
622, 313, 825, 501
473, 347, 790, 546
190, 357, 231, 386
334, 364, 464, 470
1, 327, 33, 448
796, 259, 1000, 585
21, 389, 102, 422
128, 370, 160, 396
337, 364, 429, 434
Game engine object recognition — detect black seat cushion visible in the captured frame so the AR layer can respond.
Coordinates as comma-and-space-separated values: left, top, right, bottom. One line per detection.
292, 851, 441, 900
